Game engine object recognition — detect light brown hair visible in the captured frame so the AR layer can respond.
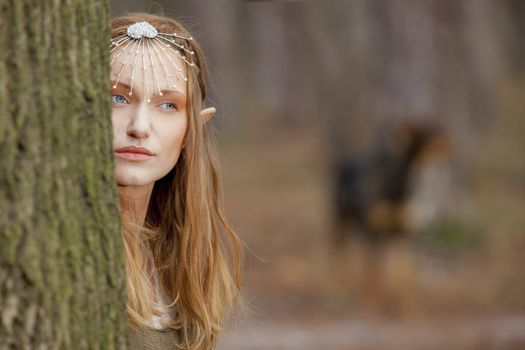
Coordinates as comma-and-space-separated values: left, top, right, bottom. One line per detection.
111, 12, 243, 349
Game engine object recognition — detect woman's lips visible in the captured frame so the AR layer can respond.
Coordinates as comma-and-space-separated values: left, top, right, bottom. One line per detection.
114, 151, 154, 161
114, 146, 155, 161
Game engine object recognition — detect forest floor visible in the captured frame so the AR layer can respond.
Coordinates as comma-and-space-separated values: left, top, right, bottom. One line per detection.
216, 80, 525, 349
217, 315, 525, 350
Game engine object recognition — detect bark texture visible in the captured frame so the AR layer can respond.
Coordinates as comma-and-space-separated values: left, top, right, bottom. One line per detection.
0, 1, 128, 348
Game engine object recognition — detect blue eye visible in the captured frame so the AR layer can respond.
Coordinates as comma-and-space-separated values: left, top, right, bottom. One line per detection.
112, 94, 128, 104
160, 102, 177, 110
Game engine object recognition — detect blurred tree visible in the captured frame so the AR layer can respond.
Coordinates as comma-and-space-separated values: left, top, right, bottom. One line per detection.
110, 0, 143, 16
305, 0, 508, 178
503, 0, 525, 74
0, 1, 128, 348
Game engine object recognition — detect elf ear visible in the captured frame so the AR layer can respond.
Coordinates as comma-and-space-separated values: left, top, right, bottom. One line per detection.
182, 107, 217, 149
200, 107, 216, 124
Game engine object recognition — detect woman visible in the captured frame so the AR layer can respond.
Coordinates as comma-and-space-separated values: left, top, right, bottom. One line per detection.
109, 12, 243, 349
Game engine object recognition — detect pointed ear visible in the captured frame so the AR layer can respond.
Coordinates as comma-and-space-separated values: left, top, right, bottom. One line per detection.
183, 107, 216, 149
200, 107, 216, 124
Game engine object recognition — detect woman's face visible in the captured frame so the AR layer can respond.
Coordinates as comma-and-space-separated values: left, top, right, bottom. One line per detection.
110, 46, 188, 187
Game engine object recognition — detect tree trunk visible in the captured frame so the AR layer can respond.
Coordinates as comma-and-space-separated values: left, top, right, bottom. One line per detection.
0, 1, 128, 349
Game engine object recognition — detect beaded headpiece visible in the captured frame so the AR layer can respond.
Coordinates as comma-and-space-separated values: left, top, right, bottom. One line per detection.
109, 21, 196, 102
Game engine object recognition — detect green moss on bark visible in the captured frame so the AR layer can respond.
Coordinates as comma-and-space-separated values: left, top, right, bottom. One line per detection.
0, 1, 128, 348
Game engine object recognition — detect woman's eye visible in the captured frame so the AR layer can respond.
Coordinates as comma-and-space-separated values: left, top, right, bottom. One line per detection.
160, 102, 177, 111
111, 94, 128, 104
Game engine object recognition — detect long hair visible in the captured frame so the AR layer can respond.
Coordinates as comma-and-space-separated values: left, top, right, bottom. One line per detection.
110, 13, 243, 349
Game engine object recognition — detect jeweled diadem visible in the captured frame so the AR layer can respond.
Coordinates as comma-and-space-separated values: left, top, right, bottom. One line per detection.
109, 21, 196, 102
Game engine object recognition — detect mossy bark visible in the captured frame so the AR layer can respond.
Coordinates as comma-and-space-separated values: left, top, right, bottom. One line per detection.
0, 1, 128, 349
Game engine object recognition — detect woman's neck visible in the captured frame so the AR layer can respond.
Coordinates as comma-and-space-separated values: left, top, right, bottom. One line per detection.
118, 183, 154, 226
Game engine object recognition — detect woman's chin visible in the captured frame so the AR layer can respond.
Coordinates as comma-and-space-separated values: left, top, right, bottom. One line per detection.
115, 171, 154, 187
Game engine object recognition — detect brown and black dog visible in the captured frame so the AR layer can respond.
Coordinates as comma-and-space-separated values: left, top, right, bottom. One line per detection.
331, 120, 452, 316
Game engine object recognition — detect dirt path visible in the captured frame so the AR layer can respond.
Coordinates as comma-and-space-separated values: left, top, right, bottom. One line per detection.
217, 315, 525, 350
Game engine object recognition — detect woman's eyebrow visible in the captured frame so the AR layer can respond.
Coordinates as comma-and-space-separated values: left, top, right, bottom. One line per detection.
159, 89, 187, 100
111, 81, 186, 99
111, 81, 134, 93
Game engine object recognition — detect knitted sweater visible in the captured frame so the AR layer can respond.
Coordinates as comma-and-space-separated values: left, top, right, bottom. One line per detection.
129, 326, 181, 349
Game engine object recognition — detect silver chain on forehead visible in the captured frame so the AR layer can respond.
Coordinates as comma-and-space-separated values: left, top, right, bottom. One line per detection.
109, 21, 196, 102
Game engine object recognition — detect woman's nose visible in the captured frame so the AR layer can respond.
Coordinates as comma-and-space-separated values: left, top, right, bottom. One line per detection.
126, 104, 151, 139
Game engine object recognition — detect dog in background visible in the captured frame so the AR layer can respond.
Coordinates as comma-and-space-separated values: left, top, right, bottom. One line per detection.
331, 120, 453, 316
